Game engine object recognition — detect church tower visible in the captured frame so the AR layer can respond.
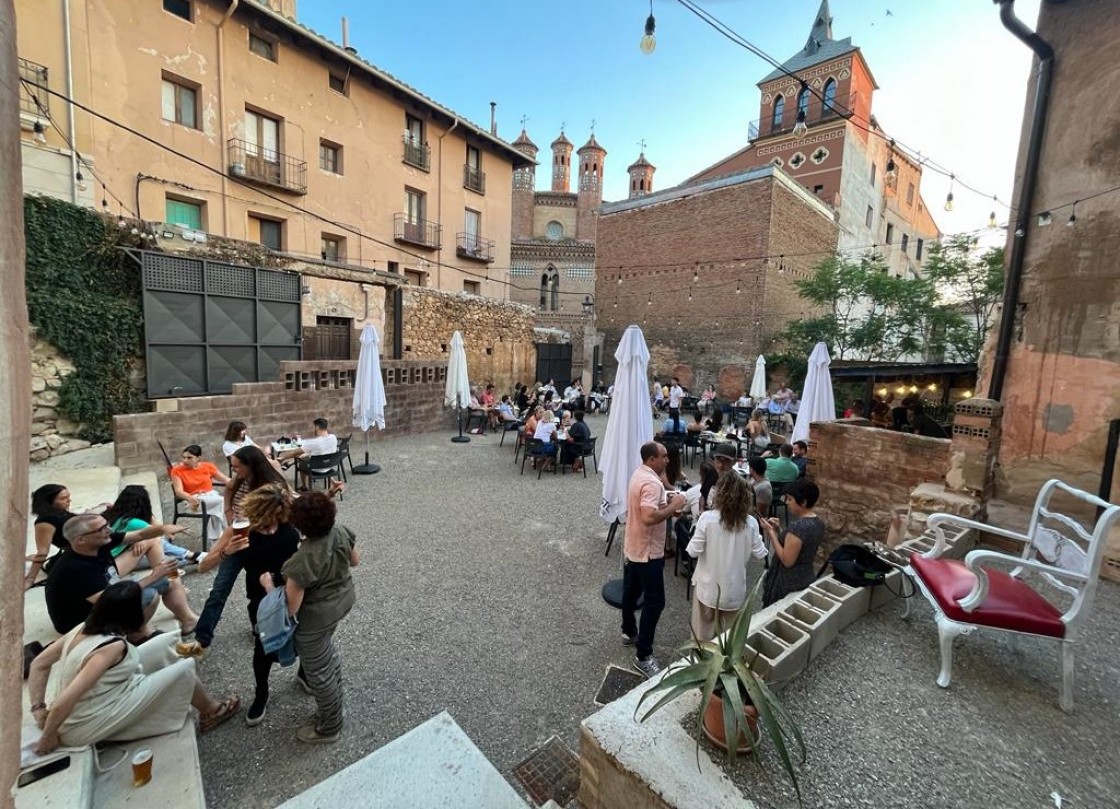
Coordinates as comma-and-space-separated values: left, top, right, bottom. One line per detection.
511, 128, 538, 239
627, 151, 655, 199
576, 133, 606, 241
551, 130, 573, 192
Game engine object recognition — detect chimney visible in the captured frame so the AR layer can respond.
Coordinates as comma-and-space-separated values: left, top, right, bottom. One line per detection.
341, 17, 356, 53
490, 102, 497, 136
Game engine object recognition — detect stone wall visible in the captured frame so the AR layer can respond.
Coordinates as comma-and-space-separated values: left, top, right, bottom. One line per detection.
401, 287, 537, 391
810, 420, 950, 550
113, 359, 452, 475
29, 334, 92, 460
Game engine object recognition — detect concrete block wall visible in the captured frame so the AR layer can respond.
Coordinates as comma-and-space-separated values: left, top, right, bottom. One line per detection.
113, 359, 450, 475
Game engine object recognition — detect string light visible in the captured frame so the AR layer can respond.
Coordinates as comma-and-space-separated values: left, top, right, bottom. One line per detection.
687, 286, 693, 301
639, 0, 656, 54
792, 107, 808, 138
32, 120, 47, 144
944, 175, 955, 212
1067, 202, 1077, 227
646, 292, 652, 306
693, 264, 699, 283
988, 211, 998, 229
735, 280, 742, 294
75, 168, 87, 192
1037, 211, 1052, 227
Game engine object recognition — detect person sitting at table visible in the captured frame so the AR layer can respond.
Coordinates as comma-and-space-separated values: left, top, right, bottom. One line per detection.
684, 410, 705, 435
523, 406, 542, 438
759, 479, 825, 606
222, 420, 272, 459
746, 457, 773, 515
29, 580, 240, 755
541, 379, 557, 396
496, 395, 519, 425
905, 402, 950, 438
277, 419, 338, 488
746, 410, 771, 452
589, 381, 606, 413
27, 484, 77, 589
790, 440, 810, 477
103, 485, 203, 566
708, 442, 738, 478
762, 443, 801, 483
656, 414, 688, 441
870, 396, 893, 429
704, 408, 724, 434
532, 409, 558, 470
686, 472, 768, 640
842, 400, 864, 419
45, 513, 197, 637
561, 410, 591, 471
170, 445, 231, 545
514, 383, 531, 414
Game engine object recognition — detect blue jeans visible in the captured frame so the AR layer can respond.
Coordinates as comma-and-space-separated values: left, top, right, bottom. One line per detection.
194, 552, 245, 648
621, 557, 666, 660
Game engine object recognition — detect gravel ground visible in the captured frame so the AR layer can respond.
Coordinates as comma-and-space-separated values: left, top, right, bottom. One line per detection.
188, 414, 699, 808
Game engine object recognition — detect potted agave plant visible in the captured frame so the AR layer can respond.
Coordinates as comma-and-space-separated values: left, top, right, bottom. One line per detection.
635, 577, 806, 800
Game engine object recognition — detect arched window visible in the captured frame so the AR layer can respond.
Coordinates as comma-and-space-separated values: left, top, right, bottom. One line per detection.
797, 87, 810, 120
772, 95, 785, 128
539, 273, 549, 308
823, 79, 837, 113
550, 271, 560, 311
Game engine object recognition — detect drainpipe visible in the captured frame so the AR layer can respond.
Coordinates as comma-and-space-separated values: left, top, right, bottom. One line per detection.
436, 117, 459, 291
62, 0, 77, 204
987, 0, 1054, 402
216, 0, 240, 236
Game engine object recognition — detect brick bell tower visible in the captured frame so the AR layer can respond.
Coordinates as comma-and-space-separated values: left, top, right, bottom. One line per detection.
511, 128, 538, 239
576, 132, 606, 241
627, 151, 655, 199
551, 130, 573, 192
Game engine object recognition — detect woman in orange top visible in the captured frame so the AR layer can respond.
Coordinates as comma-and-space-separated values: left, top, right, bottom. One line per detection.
170, 444, 231, 544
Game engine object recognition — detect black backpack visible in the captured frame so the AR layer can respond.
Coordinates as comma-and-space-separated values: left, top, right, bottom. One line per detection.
816, 543, 913, 597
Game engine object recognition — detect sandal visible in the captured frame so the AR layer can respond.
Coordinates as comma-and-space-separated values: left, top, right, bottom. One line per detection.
200, 696, 241, 732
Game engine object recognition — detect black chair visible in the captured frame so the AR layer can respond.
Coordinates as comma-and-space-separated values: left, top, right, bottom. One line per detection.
295, 451, 345, 499
513, 429, 532, 463
683, 431, 702, 467
337, 434, 353, 481
465, 409, 488, 434
520, 438, 557, 479
558, 436, 598, 477
769, 480, 790, 526
498, 419, 523, 447
767, 413, 788, 435
578, 436, 598, 476
732, 406, 753, 428
171, 486, 213, 551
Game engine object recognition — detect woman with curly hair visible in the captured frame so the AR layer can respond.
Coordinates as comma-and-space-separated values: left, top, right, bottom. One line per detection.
263, 491, 358, 743
224, 446, 288, 521
686, 473, 767, 641
103, 485, 204, 565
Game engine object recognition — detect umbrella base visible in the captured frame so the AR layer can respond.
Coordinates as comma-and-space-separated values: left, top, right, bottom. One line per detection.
352, 464, 380, 474
451, 436, 471, 443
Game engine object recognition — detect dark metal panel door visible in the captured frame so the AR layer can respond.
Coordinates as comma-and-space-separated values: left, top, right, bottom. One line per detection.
535, 342, 572, 386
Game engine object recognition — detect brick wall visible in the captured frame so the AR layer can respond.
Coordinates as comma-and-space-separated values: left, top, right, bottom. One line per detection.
112, 359, 452, 475
810, 420, 950, 550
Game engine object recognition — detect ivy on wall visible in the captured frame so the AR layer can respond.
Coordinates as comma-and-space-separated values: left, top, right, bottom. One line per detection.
24, 196, 145, 442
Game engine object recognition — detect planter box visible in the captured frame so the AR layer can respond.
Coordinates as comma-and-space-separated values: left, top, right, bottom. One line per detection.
745, 617, 810, 689
810, 575, 872, 631
779, 589, 843, 661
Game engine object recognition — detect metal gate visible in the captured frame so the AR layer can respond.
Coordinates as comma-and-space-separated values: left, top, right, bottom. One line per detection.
138, 251, 302, 398
535, 342, 572, 387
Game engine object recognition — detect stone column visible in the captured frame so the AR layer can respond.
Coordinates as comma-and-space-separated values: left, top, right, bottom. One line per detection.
1, 0, 32, 799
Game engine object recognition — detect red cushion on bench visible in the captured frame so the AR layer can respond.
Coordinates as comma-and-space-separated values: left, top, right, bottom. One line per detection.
910, 554, 1066, 638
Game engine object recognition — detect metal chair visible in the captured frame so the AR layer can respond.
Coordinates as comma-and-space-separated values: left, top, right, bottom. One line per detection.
337, 434, 353, 481
172, 493, 213, 550
498, 419, 524, 447
465, 409, 488, 434
768, 480, 789, 526
520, 438, 557, 478
295, 451, 345, 499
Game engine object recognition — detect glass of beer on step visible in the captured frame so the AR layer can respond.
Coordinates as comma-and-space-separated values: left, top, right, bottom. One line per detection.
132, 749, 153, 787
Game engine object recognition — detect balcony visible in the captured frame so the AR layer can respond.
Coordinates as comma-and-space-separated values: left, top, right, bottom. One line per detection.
749, 91, 859, 141
456, 232, 495, 263
227, 138, 307, 194
394, 213, 441, 249
402, 136, 431, 171
463, 164, 486, 194
18, 57, 49, 120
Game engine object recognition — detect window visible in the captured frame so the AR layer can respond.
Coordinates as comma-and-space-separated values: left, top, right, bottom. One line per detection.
319, 139, 342, 174
387, 261, 399, 274
865, 205, 874, 228
163, 0, 191, 21
405, 188, 425, 222
772, 94, 784, 128
404, 268, 425, 287
885, 223, 894, 244
916, 239, 924, 260
870, 163, 877, 186
250, 215, 283, 250
550, 272, 560, 311
321, 234, 344, 261
823, 78, 837, 112
546, 221, 564, 241
797, 86, 810, 120
245, 109, 280, 159
539, 273, 549, 309
464, 209, 481, 243
249, 32, 276, 62
463, 280, 480, 295
901, 234, 909, 254
166, 197, 203, 230
161, 75, 198, 128
464, 144, 483, 192
328, 73, 348, 95
466, 144, 481, 172
906, 183, 915, 206
405, 113, 423, 146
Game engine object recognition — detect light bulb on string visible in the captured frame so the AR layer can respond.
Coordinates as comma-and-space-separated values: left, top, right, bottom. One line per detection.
32, 120, 47, 145
735, 280, 742, 294
75, 169, 87, 192
988, 211, 998, 229
647, 293, 652, 306
792, 109, 808, 138
944, 175, 955, 212
616, 274, 623, 285
1067, 201, 1078, 227
693, 264, 699, 283
639, 0, 656, 55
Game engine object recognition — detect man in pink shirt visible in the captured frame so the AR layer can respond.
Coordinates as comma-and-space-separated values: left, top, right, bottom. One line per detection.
622, 441, 686, 678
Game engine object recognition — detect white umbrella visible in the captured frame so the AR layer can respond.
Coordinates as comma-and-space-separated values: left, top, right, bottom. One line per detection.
351, 324, 386, 474
600, 325, 654, 524
792, 342, 836, 445
750, 354, 768, 400
444, 330, 472, 443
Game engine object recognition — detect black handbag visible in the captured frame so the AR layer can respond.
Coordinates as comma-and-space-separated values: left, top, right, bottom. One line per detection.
817, 543, 914, 597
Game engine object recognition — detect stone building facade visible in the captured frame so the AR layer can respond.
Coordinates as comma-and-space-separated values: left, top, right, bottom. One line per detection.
594, 167, 838, 396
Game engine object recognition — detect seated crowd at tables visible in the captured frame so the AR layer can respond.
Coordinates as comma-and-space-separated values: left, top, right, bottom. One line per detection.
24, 416, 358, 755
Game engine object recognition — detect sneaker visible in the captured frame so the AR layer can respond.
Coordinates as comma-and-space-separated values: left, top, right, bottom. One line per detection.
175, 640, 207, 659
621, 632, 636, 647
296, 724, 339, 744
246, 697, 268, 727
632, 656, 663, 679
296, 671, 312, 694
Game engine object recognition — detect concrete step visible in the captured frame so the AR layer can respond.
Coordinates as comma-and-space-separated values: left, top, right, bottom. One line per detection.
26, 466, 123, 556
278, 712, 528, 809
91, 719, 206, 809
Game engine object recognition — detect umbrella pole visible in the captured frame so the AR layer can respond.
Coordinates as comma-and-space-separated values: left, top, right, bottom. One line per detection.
352, 428, 381, 474
451, 393, 470, 443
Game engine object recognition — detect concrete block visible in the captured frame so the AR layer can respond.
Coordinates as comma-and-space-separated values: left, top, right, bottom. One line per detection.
810, 575, 872, 630
779, 589, 843, 661
870, 568, 906, 611
747, 616, 810, 689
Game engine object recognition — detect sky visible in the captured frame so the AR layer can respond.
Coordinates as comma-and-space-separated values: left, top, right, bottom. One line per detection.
297, 0, 1043, 239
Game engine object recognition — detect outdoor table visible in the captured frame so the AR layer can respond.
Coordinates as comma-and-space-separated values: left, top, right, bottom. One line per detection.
271, 439, 305, 456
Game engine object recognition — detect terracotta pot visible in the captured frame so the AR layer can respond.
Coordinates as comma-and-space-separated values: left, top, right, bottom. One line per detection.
702, 692, 760, 752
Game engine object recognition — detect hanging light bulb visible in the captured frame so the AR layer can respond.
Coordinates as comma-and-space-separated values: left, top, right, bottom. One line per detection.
693, 265, 699, 283
988, 211, 998, 229
646, 293, 652, 306
944, 175, 955, 212
639, 1, 656, 55
1067, 202, 1078, 227
687, 287, 692, 302
735, 280, 742, 294
792, 108, 808, 138
32, 120, 47, 145
1037, 211, 1052, 227
616, 274, 623, 285
75, 169, 87, 192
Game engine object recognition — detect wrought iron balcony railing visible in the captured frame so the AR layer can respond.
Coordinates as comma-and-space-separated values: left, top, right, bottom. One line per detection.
402, 136, 431, 171
456, 232, 494, 263
394, 213, 441, 249
19, 57, 49, 118
463, 164, 485, 194
227, 138, 307, 194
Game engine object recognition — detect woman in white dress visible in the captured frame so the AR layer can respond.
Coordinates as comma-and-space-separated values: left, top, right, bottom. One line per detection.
27, 581, 240, 754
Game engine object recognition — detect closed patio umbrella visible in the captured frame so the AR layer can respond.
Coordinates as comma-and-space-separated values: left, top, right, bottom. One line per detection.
444, 330, 472, 444
750, 354, 768, 400
351, 323, 386, 474
792, 342, 836, 445
600, 325, 654, 525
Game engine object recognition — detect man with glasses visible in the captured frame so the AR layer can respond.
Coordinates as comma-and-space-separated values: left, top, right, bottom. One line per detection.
622, 441, 686, 678
45, 513, 197, 639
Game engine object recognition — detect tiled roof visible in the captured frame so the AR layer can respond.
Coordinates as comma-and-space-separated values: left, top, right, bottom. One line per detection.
628, 152, 654, 171
760, 37, 857, 84
551, 132, 573, 148
578, 134, 605, 153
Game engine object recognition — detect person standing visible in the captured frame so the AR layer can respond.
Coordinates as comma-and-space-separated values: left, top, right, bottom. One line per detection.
667, 377, 685, 432
622, 442, 685, 678
759, 479, 826, 606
